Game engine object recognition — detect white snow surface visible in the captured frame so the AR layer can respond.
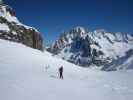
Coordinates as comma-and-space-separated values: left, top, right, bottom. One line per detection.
0, 23, 10, 32
0, 39, 133, 100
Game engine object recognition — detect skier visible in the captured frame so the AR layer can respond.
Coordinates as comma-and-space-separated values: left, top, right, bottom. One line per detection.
59, 66, 63, 79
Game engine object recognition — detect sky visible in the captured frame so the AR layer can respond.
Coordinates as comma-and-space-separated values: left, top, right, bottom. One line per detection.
4, 0, 133, 45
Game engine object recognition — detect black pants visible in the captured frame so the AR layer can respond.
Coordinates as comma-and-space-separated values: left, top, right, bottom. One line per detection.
60, 72, 63, 79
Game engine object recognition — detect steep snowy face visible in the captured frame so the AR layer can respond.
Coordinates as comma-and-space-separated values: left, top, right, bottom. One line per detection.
48, 26, 88, 54
48, 26, 133, 70
0, 4, 44, 50
0, 4, 19, 23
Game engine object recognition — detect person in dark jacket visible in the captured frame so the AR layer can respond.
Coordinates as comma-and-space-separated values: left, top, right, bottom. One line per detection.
59, 66, 63, 79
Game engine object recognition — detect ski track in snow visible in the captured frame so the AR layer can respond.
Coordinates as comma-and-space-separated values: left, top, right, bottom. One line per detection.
0, 39, 133, 100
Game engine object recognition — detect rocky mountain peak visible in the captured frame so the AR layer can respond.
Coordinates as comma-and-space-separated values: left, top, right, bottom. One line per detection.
48, 26, 133, 70
72, 26, 86, 33
0, 3, 44, 51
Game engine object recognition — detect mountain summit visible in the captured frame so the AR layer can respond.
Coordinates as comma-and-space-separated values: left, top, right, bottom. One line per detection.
48, 26, 133, 71
0, 3, 44, 50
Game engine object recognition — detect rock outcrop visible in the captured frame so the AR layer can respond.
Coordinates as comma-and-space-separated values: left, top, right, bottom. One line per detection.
0, 4, 44, 51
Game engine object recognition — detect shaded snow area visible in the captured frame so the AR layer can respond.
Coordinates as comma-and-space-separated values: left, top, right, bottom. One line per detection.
0, 39, 133, 100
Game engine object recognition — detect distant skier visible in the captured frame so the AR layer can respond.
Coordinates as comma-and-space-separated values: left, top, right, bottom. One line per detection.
59, 66, 63, 79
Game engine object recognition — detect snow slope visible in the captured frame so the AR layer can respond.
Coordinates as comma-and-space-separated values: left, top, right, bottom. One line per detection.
0, 39, 133, 100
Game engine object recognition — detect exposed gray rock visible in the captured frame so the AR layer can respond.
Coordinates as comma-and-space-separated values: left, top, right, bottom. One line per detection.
0, 4, 44, 51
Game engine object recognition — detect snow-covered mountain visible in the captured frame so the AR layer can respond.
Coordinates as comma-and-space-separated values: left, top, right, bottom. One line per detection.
0, 3, 43, 50
1, 39, 133, 100
48, 26, 133, 71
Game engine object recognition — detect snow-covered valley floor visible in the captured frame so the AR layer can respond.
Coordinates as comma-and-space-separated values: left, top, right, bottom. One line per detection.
0, 39, 133, 100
